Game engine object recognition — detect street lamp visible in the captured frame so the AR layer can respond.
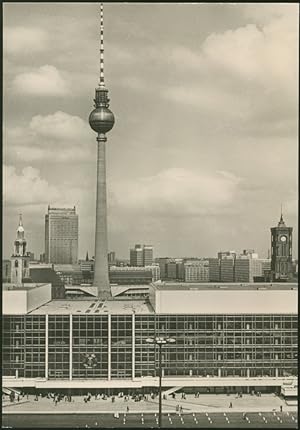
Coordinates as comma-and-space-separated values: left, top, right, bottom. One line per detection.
146, 336, 176, 428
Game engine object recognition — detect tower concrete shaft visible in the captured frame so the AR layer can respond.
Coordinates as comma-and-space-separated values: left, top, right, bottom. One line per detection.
93, 134, 111, 299
89, 3, 115, 299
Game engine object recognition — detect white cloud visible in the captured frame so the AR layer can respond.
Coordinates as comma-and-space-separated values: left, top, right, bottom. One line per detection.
4, 165, 60, 206
4, 26, 48, 55
4, 111, 94, 163
112, 168, 241, 216
162, 83, 248, 117
13, 65, 69, 96
29, 111, 91, 141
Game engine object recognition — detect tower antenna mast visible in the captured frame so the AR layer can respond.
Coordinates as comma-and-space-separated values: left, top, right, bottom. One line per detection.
99, 2, 105, 88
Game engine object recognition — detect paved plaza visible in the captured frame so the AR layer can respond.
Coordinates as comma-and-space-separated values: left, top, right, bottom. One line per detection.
3, 393, 297, 414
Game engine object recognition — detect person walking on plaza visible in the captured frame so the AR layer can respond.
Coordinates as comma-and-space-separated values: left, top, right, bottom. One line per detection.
280, 405, 283, 412
126, 406, 129, 413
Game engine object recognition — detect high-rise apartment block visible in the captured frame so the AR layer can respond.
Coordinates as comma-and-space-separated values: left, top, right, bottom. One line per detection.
130, 244, 153, 266
220, 256, 235, 282
108, 251, 116, 265
208, 258, 221, 282
235, 257, 263, 283
45, 206, 78, 265
209, 249, 272, 283
184, 260, 209, 282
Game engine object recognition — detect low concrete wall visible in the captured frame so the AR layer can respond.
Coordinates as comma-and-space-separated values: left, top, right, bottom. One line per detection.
3, 376, 297, 390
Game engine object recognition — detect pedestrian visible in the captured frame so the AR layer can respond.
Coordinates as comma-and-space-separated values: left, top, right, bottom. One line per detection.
280, 405, 283, 412
180, 406, 183, 414
126, 406, 129, 413
229, 402, 232, 408
243, 413, 246, 420
176, 404, 179, 412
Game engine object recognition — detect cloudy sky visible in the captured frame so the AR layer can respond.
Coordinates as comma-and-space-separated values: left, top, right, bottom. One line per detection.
3, 3, 298, 260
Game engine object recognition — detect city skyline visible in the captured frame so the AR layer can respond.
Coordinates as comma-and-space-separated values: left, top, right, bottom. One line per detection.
3, 3, 298, 260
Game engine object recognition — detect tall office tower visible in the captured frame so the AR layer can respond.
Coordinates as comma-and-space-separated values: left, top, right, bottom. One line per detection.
10, 215, 30, 285
130, 244, 153, 266
130, 245, 143, 266
235, 257, 263, 282
142, 245, 153, 265
45, 206, 78, 264
156, 257, 170, 280
89, 3, 115, 299
220, 256, 235, 282
108, 251, 116, 265
208, 258, 221, 282
271, 211, 293, 281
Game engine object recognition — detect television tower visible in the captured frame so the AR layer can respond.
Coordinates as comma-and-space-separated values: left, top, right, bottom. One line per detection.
89, 3, 115, 299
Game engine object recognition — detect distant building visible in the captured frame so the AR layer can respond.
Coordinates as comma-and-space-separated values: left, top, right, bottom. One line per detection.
2, 260, 11, 283
143, 245, 153, 266
271, 213, 293, 281
155, 257, 184, 281
208, 258, 220, 282
54, 264, 83, 285
235, 258, 263, 283
109, 265, 160, 284
184, 261, 209, 282
217, 250, 236, 260
108, 251, 116, 265
10, 215, 30, 285
30, 265, 65, 299
220, 257, 235, 282
130, 244, 153, 266
27, 252, 35, 261
45, 206, 78, 264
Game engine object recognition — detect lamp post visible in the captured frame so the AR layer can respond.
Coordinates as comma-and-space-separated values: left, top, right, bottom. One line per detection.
146, 336, 176, 428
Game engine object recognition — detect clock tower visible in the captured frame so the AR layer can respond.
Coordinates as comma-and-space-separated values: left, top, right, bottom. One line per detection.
270, 212, 293, 281
10, 214, 30, 285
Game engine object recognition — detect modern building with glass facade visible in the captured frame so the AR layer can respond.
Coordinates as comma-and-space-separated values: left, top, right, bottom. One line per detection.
2, 282, 297, 393
45, 206, 78, 265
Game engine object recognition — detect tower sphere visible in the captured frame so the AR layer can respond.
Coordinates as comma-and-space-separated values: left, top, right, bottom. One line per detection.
89, 107, 115, 134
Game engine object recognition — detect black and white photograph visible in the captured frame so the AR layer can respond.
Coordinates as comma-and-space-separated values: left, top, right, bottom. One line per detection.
2, 2, 298, 429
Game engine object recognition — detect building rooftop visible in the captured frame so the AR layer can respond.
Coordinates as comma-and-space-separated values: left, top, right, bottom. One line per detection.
154, 282, 297, 291
29, 299, 154, 315
2, 283, 49, 292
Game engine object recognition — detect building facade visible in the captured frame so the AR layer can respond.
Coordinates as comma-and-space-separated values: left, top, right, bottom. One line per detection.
45, 207, 78, 265
271, 214, 293, 281
234, 258, 265, 283
184, 261, 209, 282
220, 257, 235, 282
130, 244, 153, 267
2, 283, 297, 392
2, 260, 11, 283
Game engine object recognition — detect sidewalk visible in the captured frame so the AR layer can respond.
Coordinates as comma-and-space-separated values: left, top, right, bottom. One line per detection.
3, 393, 297, 414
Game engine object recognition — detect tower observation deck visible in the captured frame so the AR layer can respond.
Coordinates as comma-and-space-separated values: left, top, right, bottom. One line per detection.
89, 3, 115, 299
